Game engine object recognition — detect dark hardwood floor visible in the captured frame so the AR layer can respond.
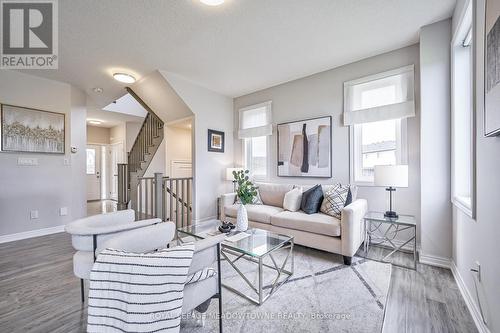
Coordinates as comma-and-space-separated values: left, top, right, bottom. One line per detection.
0, 233, 477, 333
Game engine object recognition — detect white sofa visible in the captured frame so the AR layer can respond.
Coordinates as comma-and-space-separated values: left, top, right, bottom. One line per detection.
221, 182, 368, 265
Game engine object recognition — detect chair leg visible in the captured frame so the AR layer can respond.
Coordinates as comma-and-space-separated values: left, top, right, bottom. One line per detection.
217, 243, 223, 333
218, 295, 223, 333
80, 279, 85, 303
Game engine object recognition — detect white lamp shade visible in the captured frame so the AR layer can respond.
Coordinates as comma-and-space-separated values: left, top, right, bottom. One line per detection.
226, 168, 243, 181
374, 165, 408, 188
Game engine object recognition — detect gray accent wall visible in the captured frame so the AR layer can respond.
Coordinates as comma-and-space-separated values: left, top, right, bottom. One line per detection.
419, 19, 453, 261
0, 70, 87, 238
452, 0, 500, 331
233, 45, 421, 243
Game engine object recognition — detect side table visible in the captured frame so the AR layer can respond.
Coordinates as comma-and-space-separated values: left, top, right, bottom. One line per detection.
363, 211, 417, 270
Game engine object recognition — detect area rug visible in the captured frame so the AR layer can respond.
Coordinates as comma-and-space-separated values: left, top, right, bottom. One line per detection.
181, 246, 392, 333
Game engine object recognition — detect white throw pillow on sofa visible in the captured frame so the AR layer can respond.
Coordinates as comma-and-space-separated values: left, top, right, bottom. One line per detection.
283, 187, 303, 212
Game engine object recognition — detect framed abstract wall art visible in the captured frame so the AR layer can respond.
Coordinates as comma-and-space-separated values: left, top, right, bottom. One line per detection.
277, 116, 332, 177
1, 104, 65, 154
485, 0, 500, 136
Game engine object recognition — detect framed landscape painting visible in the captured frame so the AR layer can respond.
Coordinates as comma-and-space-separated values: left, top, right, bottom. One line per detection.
1, 104, 65, 154
277, 116, 332, 177
485, 0, 500, 136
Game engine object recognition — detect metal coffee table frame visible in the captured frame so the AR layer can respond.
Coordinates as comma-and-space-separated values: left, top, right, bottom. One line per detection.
177, 228, 294, 305
220, 239, 294, 305
363, 213, 417, 270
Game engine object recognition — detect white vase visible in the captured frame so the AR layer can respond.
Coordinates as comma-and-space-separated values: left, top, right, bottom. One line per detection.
236, 204, 248, 231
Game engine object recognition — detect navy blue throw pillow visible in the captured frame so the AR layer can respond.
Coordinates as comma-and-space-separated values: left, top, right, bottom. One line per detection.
300, 185, 324, 214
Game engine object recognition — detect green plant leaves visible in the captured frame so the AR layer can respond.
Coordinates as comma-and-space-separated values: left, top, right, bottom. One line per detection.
233, 169, 256, 205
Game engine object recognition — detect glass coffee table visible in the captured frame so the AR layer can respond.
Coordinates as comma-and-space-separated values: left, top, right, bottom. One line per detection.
177, 220, 294, 305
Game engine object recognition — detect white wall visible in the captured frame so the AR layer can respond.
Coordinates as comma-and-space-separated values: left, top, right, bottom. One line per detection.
70, 87, 88, 221
130, 70, 193, 123
452, 0, 500, 331
162, 72, 234, 221
110, 123, 125, 145
233, 45, 421, 241
165, 125, 192, 177
125, 121, 142, 153
143, 139, 166, 177
0, 70, 87, 238
87, 125, 110, 144
419, 19, 453, 262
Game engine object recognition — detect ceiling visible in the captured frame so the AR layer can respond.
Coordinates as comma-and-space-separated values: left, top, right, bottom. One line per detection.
24, 0, 455, 106
87, 107, 144, 128
103, 94, 147, 118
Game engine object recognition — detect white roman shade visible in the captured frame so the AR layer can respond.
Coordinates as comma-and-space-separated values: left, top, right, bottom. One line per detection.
238, 101, 272, 139
343, 65, 415, 126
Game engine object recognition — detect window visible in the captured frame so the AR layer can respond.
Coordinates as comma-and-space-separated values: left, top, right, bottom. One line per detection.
344, 66, 414, 184
352, 119, 407, 183
244, 136, 267, 177
86, 148, 96, 174
238, 101, 272, 179
451, 2, 474, 216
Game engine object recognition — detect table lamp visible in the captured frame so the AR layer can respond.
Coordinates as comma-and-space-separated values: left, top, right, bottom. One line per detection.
226, 167, 243, 192
374, 165, 408, 219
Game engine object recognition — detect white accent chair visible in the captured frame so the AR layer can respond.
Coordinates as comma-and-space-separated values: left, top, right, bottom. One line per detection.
65, 209, 161, 302
99, 222, 225, 333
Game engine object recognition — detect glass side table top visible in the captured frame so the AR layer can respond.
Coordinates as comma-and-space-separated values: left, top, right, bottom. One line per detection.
364, 211, 416, 226
177, 219, 293, 258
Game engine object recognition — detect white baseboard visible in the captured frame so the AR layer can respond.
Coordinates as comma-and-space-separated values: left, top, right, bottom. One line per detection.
451, 261, 491, 333
419, 253, 451, 268
0, 225, 66, 244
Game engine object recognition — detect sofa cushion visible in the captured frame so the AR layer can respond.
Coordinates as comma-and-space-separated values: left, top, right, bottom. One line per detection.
303, 184, 358, 203
255, 182, 294, 207
300, 184, 324, 214
283, 187, 303, 212
320, 183, 350, 219
224, 204, 284, 224
270, 211, 341, 237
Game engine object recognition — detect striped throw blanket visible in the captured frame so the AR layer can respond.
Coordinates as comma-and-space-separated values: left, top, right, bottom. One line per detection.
87, 243, 195, 333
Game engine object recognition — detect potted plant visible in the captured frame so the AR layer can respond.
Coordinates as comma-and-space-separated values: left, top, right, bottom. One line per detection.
233, 169, 257, 231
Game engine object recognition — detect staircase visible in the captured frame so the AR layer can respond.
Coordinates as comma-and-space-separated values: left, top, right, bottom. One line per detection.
119, 87, 193, 226
126, 88, 164, 211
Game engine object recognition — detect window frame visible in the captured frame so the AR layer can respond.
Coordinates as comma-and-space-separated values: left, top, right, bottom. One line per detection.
349, 118, 408, 186
243, 136, 270, 181
451, 0, 476, 218
86, 148, 96, 175
239, 101, 272, 181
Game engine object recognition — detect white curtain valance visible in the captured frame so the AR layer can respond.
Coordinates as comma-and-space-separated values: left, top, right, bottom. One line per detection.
343, 65, 415, 126
238, 101, 272, 139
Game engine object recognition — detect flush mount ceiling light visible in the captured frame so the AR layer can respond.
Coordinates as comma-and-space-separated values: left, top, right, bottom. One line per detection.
92, 87, 103, 93
113, 73, 136, 84
88, 120, 102, 125
200, 0, 224, 6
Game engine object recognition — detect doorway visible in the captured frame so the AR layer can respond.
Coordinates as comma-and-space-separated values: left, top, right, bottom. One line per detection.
86, 144, 102, 201
109, 142, 125, 200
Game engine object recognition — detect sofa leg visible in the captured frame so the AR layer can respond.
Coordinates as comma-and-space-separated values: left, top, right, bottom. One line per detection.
343, 256, 352, 266
80, 279, 85, 303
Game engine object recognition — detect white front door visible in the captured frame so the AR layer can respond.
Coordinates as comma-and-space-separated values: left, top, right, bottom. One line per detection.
86, 145, 102, 201
109, 142, 125, 200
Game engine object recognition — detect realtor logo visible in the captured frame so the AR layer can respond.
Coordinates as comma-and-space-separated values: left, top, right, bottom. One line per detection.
1, 0, 58, 69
